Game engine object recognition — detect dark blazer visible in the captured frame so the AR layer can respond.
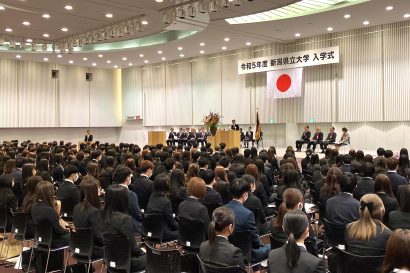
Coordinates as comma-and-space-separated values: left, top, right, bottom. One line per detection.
56, 180, 81, 205
301, 130, 311, 141
84, 134, 93, 142
0, 190, 17, 230
168, 132, 176, 139
231, 124, 240, 131
202, 186, 223, 206
345, 223, 391, 256
99, 167, 114, 190
52, 165, 65, 185
31, 201, 69, 248
325, 132, 337, 142
254, 182, 268, 208
312, 132, 323, 142
245, 131, 254, 141
268, 245, 325, 273
213, 181, 231, 204
178, 197, 210, 229
11, 169, 23, 206
353, 177, 374, 200
126, 186, 142, 233
340, 164, 352, 173
325, 193, 360, 226
388, 210, 410, 230
146, 193, 178, 240
132, 175, 154, 210
377, 193, 399, 224
244, 192, 266, 225
386, 171, 408, 196
200, 236, 244, 269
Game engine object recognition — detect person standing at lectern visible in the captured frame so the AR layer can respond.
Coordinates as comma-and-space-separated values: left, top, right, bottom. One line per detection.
231, 120, 239, 131
295, 125, 311, 152
84, 130, 93, 143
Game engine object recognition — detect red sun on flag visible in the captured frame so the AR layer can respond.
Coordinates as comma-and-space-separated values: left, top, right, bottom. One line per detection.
276, 74, 292, 92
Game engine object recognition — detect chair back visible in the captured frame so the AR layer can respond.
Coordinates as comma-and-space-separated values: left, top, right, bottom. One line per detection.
145, 242, 181, 273
11, 211, 28, 240
229, 230, 252, 264
323, 218, 346, 246
178, 217, 206, 250
337, 247, 384, 273
69, 228, 94, 260
203, 203, 221, 220
141, 213, 163, 243
269, 234, 285, 250
0, 206, 8, 229
104, 236, 131, 273
197, 255, 246, 273
60, 199, 76, 219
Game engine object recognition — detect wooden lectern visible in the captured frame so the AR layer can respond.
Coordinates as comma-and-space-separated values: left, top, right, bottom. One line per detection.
208, 130, 241, 149
148, 131, 166, 146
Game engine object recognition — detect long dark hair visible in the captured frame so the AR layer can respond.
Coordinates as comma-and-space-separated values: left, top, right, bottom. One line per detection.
102, 184, 129, 220
0, 175, 15, 203
208, 207, 235, 246
35, 181, 57, 212
22, 176, 43, 212
170, 169, 186, 199
283, 210, 309, 269
80, 178, 101, 210
381, 229, 410, 273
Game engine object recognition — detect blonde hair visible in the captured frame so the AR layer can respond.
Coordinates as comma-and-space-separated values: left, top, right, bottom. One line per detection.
347, 194, 385, 241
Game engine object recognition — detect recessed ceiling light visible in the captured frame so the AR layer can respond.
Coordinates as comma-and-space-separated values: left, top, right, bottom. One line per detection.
122, 57, 127, 61
16, 55, 21, 59
141, 20, 148, 25
64, 5, 73, 10
98, 54, 103, 58
43, 33, 49, 38
5, 28, 12, 32
43, 57, 49, 62
386, 6, 393, 11
200, 50, 205, 54
344, 14, 351, 19
128, 63, 133, 66
105, 13, 113, 18
144, 60, 149, 63
200, 42, 205, 46
83, 57, 88, 61
57, 54, 62, 58
42, 13, 50, 18
114, 65, 118, 68
246, 42, 251, 46
179, 54, 184, 57
157, 50, 163, 54
22, 21, 30, 26
139, 54, 144, 58
327, 27, 334, 32
26, 38, 33, 43
363, 20, 370, 25
404, 13, 410, 18
224, 37, 230, 42
295, 33, 301, 37
106, 60, 111, 63
61, 27, 68, 32
69, 60, 74, 64
221, 46, 227, 50
155, 0, 163, 2
161, 57, 166, 61
92, 62, 97, 66
177, 47, 183, 51
0, 6, 5, 10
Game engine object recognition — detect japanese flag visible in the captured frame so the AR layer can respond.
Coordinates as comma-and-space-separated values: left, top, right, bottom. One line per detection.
267, 68, 303, 99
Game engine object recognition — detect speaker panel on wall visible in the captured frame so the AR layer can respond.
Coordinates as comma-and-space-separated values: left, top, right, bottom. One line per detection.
51, 70, 59, 79
86, 72, 93, 81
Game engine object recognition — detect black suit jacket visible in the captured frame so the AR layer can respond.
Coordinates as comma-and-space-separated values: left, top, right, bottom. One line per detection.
84, 134, 93, 142
213, 181, 231, 204
202, 186, 223, 206
312, 132, 323, 141
200, 236, 244, 269
56, 180, 81, 205
168, 132, 176, 139
377, 193, 399, 224
100, 167, 114, 190
243, 192, 266, 225
178, 197, 210, 229
245, 131, 254, 141
231, 124, 239, 131
146, 193, 178, 233
73, 204, 104, 247
268, 245, 325, 273
386, 171, 408, 196
388, 210, 410, 230
132, 175, 154, 210
301, 130, 311, 141
325, 193, 360, 226
52, 165, 65, 185
345, 223, 391, 256
353, 177, 374, 200
325, 132, 337, 142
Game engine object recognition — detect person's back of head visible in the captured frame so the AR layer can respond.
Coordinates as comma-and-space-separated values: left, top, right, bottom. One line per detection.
219, 142, 226, 150
350, 161, 362, 174
153, 173, 170, 195
325, 167, 342, 195
103, 184, 129, 220
63, 164, 80, 180
186, 177, 206, 200
377, 148, 386, 157
243, 149, 251, 158
385, 150, 394, 159
230, 178, 251, 199
191, 151, 201, 162
208, 207, 235, 246
113, 165, 132, 184
164, 157, 175, 171
339, 172, 357, 193
218, 157, 230, 169
201, 169, 215, 185
91, 149, 102, 160
362, 162, 375, 178
320, 164, 330, 177
198, 157, 209, 168
241, 174, 255, 189
229, 163, 245, 178
343, 154, 352, 165
105, 156, 116, 168
374, 174, 394, 197
399, 185, 410, 213
381, 229, 410, 273
79, 178, 101, 209
283, 169, 300, 189
386, 157, 399, 171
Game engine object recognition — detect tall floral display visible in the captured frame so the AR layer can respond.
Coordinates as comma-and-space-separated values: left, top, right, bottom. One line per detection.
202, 112, 221, 136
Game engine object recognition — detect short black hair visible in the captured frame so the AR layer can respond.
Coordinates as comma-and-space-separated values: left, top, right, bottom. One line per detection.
164, 157, 175, 171
361, 162, 375, 177
377, 147, 386, 157
385, 150, 394, 158
339, 173, 357, 193
113, 166, 132, 184
153, 173, 170, 195
342, 154, 352, 164
64, 164, 79, 178
198, 157, 209, 168
105, 156, 116, 167
201, 169, 215, 185
241, 174, 256, 187
230, 178, 251, 199
91, 149, 102, 159
350, 161, 362, 174
229, 163, 245, 178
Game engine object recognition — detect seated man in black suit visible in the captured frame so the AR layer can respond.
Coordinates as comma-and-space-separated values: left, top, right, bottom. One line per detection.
56, 164, 81, 211
231, 119, 239, 131
166, 128, 177, 146
84, 129, 93, 143
177, 128, 188, 146
295, 125, 311, 152
201, 169, 223, 206
187, 128, 197, 147
386, 157, 408, 197
132, 160, 154, 211
307, 127, 323, 152
196, 127, 207, 147
320, 126, 337, 153
326, 173, 360, 226
244, 126, 254, 148
353, 162, 375, 200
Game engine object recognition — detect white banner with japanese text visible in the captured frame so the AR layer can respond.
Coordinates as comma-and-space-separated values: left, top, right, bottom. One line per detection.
238, 46, 339, 75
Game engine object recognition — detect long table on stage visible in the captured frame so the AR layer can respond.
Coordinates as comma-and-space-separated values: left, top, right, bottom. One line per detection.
207, 130, 241, 149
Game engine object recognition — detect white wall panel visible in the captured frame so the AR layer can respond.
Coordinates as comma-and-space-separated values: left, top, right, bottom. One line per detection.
192, 57, 222, 125
143, 65, 166, 126
18, 61, 57, 127
89, 68, 121, 127
58, 65, 90, 127
166, 62, 192, 125
122, 67, 143, 118
0, 59, 18, 127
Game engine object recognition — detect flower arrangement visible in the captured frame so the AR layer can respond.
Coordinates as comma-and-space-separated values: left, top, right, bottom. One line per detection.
202, 112, 221, 136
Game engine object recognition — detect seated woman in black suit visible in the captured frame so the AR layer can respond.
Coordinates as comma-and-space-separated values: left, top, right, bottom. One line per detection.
345, 194, 392, 256
268, 210, 325, 273
213, 166, 231, 204
22, 176, 43, 238
0, 175, 17, 231
31, 181, 69, 248
146, 173, 178, 241
199, 206, 244, 269
169, 169, 187, 214
102, 184, 146, 272
374, 174, 399, 224
178, 177, 209, 229
73, 178, 104, 258
381, 229, 410, 273
388, 185, 410, 230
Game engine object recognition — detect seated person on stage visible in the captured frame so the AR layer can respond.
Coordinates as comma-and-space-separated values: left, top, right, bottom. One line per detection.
166, 128, 177, 146
333, 127, 350, 151
240, 128, 245, 145
188, 128, 197, 147
225, 178, 270, 273
199, 207, 245, 269
244, 126, 254, 148
307, 127, 323, 152
196, 127, 207, 147
320, 126, 337, 153
268, 210, 325, 273
177, 128, 188, 146
295, 125, 311, 152
345, 194, 392, 256
84, 129, 93, 143
231, 119, 239, 131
